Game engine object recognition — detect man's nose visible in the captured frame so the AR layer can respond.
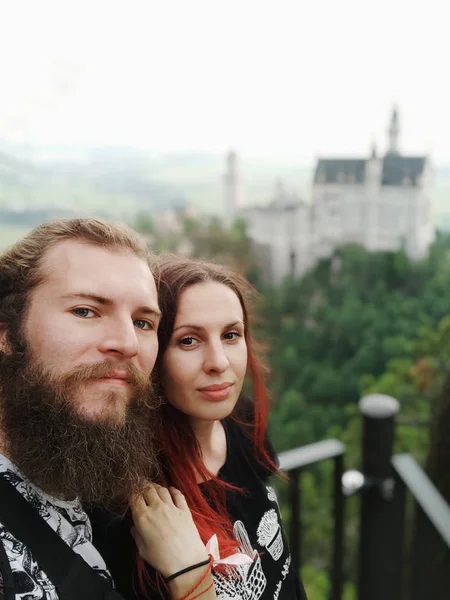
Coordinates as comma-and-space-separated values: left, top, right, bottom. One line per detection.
98, 319, 139, 359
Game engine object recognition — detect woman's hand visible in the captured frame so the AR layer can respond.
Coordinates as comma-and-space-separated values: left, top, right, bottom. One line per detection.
130, 483, 209, 578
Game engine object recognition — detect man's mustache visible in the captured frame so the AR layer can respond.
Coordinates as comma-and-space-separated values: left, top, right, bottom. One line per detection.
45, 359, 151, 394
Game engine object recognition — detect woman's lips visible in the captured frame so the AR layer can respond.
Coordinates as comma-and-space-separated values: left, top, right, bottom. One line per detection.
198, 384, 234, 401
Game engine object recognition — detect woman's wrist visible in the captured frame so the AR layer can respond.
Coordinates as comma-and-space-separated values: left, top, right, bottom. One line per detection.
161, 550, 209, 579
165, 556, 212, 583
167, 569, 215, 600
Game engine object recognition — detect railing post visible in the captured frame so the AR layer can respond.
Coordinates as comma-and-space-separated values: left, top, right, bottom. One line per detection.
289, 468, 302, 573
357, 394, 401, 600
412, 505, 450, 600
330, 454, 344, 600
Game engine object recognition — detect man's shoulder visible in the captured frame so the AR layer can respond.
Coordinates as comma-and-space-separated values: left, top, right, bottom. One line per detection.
0, 533, 11, 600
0, 474, 111, 599
0, 521, 51, 600
0, 467, 43, 597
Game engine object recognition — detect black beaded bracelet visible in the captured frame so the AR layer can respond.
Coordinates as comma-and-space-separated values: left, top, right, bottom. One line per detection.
164, 557, 212, 584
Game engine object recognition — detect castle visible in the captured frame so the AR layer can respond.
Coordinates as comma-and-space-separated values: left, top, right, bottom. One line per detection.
225, 109, 435, 284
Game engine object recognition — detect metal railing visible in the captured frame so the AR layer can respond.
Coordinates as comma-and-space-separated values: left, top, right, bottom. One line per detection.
392, 453, 450, 600
277, 393, 450, 600
278, 439, 346, 600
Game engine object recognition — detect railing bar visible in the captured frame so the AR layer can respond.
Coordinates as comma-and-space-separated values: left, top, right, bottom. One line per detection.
392, 453, 450, 548
279, 439, 346, 471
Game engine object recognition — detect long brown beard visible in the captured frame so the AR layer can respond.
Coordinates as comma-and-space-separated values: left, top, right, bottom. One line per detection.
0, 344, 161, 514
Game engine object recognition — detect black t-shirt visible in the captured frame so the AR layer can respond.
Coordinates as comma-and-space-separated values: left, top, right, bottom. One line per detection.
90, 418, 307, 600
207, 418, 306, 600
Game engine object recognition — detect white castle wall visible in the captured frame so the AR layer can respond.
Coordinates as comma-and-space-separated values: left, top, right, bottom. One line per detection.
234, 110, 434, 284
242, 166, 434, 284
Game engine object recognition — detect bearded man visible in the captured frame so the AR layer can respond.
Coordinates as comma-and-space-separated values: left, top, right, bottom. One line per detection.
0, 218, 161, 599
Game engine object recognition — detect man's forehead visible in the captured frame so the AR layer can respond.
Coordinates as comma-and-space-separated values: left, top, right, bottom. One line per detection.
40, 239, 155, 293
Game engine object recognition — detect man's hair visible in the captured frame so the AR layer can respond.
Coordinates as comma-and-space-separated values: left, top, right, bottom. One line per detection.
0, 217, 152, 353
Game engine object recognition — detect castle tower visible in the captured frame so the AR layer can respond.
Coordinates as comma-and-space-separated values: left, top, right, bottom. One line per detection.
387, 107, 400, 155
365, 141, 382, 251
223, 150, 242, 228
274, 177, 286, 203
371, 141, 377, 159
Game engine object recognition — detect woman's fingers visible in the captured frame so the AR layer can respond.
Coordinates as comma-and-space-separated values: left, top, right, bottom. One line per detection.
128, 483, 207, 577
142, 483, 162, 506
153, 483, 174, 504
130, 494, 148, 520
169, 487, 189, 511
132, 483, 183, 523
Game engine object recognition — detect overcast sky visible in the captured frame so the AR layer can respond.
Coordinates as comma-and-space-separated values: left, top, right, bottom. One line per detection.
0, 0, 448, 162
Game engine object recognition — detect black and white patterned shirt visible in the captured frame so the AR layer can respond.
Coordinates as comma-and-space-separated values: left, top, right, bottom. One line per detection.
204, 418, 306, 600
0, 455, 111, 599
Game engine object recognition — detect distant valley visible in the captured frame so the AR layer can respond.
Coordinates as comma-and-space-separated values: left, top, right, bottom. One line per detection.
1, 146, 450, 250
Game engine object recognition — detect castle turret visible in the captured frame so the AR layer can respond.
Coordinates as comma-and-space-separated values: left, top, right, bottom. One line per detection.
371, 142, 377, 159
223, 150, 242, 228
365, 141, 382, 251
387, 107, 400, 155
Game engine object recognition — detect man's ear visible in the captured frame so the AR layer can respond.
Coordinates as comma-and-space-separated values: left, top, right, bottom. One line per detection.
0, 324, 9, 354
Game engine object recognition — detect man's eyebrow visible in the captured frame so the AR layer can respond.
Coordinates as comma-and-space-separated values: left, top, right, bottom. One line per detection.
61, 293, 161, 317
173, 320, 244, 333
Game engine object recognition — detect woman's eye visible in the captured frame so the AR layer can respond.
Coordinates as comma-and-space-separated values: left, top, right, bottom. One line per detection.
72, 308, 96, 318
134, 319, 153, 330
223, 331, 240, 341
180, 336, 197, 347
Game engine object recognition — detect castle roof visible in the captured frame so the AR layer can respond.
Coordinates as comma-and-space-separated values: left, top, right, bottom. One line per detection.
314, 159, 367, 184
314, 154, 426, 186
381, 154, 426, 185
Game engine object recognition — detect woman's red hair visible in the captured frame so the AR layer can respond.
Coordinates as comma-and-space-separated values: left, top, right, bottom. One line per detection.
136, 254, 277, 597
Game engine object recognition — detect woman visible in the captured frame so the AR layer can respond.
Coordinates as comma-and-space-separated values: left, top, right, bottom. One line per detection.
92, 255, 306, 600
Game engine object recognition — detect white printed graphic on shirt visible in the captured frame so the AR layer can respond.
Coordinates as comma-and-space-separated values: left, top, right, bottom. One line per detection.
273, 555, 292, 600
256, 509, 284, 561
0, 456, 111, 599
266, 485, 280, 509
213, 508, 291, 600
214, 520, 267, 600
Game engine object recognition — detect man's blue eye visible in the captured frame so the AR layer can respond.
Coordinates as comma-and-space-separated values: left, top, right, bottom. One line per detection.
134, 320, 153, 330
72, 308, 95, 318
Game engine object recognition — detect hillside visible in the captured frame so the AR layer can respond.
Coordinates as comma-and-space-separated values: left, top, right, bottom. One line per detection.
0, 147, 311, 217
1, 147, 450, 251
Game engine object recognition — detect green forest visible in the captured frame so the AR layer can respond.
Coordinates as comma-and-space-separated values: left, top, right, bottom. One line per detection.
136, 213, 450, 599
